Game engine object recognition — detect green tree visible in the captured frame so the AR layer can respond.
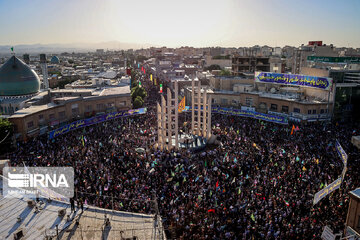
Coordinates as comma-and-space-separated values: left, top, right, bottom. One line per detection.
0, 117, 13, 154
131, 86, 147, 101
220, 69, 231, 76
133, 96, 144, 108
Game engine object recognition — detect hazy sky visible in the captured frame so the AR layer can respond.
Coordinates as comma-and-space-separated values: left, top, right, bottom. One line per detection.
0, 0, 359, 48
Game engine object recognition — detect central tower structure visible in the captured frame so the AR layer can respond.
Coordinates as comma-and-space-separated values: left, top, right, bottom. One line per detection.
191, 78, 212, 139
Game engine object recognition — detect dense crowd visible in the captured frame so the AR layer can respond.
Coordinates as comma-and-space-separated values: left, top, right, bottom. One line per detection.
6, 81, 360, 239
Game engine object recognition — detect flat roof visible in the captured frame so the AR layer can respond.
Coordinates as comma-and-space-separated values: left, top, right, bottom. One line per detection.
9, 87, 130, 118
0, 183, 163, 239
9, 104, 56, 118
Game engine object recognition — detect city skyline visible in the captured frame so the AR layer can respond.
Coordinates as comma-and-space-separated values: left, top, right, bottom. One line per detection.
0, 0, 360, 49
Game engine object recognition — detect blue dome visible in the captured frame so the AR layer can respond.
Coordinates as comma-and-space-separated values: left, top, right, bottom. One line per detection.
0, 56, 40, 96
50, 56, 60, 64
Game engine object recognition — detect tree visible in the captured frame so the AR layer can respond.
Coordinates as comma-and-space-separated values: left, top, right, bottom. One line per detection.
131, 86, 147, 101
0, 117, 13, 154
220, 69, 231, 76
133, 96, 144, 108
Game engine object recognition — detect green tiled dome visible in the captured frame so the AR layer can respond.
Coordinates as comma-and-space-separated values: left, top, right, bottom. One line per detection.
0, 56, 40, 96
50, 56, 60, 64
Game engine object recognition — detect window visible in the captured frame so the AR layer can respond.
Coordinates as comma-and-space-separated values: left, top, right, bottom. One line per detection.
312, 109, 316, 114
49, 113, 55, 120
320, 109, 324, 114
270, 104, 277, 111
358, 216, 360, 228
293, 108, 300, 113
39, 114, 44, 120
245, 97, 253, 107
59, 111, 66, 118
86, 105, 92, 111
221, 98, 228, 105
281, 106, 289, 113
27, 121, 34, 128
97, 103, 104, 110
308, 110, 312, 114
232, 100, 239, 105
107, 102, 115, 107
119, 101, 126, 106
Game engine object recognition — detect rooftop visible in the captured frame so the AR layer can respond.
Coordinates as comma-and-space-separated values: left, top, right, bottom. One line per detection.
0, 181, 163, 240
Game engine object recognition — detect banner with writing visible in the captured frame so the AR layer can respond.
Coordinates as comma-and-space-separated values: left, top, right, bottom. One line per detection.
184, 106, 288, 124
255, 72, 332, 90
307, 56, 360, 64
335, 140, 348, 167
313, 177, 342, 205
49, 108, 147, 139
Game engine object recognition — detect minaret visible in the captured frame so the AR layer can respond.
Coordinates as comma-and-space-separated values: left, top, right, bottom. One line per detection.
40, 54, 49, 89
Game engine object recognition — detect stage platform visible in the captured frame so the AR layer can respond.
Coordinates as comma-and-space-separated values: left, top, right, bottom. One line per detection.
170, 133, 207, 151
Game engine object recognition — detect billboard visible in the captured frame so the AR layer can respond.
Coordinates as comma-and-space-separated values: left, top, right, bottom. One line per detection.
49, 108, 147, 139
308, 41, 323, 46
255, 72, 332, 90
307, 56, 360, 64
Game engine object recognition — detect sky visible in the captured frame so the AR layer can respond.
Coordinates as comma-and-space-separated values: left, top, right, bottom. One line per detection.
0, 0, 359, 48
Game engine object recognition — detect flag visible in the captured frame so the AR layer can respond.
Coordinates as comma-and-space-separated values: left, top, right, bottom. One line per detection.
178, 96, 185, 113
208, 209, 215, 213
216, 180, 219, 188
291, 125, 295, 135
150, 74, 153, 81
284, 200, 290, 207
251, 214, 255, 222
223, 152, 228, 162
81, 135, 85, 146
295, 126, 300, 132
11, 47, 14, 52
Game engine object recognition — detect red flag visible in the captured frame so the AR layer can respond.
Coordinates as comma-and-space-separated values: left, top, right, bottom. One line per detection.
295, 126, 300, 132
216, 180, 219, 188
290, 125, 295, 135
208, 209, 215, 213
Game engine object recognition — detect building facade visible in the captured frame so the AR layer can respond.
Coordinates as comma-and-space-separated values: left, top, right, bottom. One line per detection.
8, 87, 131, 141
232, 56, 270, 75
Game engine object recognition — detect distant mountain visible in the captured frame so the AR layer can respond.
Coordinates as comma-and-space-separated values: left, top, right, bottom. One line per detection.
0, 41, 156, 54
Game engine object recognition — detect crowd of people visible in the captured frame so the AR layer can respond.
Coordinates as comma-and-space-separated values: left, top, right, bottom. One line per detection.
6, 79, 360, 239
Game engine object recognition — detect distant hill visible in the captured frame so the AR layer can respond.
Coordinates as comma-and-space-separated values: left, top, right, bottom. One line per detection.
0, 41, 156, 54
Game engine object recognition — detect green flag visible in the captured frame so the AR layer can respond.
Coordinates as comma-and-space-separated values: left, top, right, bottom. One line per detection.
251, 214, 255, 222
11, 47, 14, 52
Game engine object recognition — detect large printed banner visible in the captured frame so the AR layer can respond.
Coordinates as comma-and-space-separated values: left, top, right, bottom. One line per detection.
255, 72, 332, 90
184, 106, 288, 124
49, 108, 147, 139
307, 56, 360, 64
335, 140, 348, 167
212, 107, 288, 124
313, 177, 342, 205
